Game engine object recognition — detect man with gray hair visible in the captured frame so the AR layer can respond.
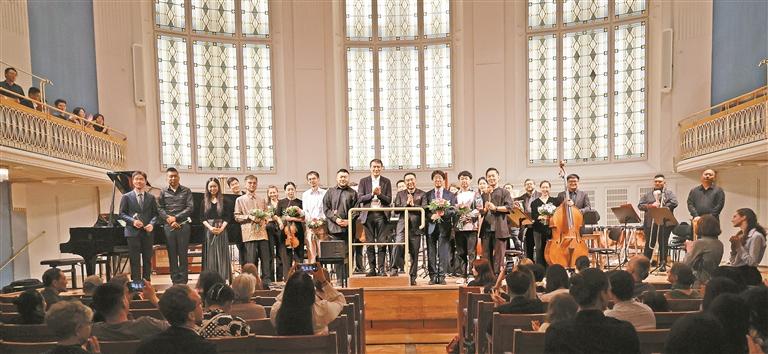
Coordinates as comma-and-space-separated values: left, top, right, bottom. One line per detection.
45, 301, 100, 354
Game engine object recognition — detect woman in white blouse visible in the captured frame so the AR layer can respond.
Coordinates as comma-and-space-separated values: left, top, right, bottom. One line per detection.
729, 208, 766, 267
271, 264, 346, 335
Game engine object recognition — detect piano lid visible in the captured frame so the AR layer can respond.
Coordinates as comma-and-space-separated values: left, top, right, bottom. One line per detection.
107, 171, 154, 194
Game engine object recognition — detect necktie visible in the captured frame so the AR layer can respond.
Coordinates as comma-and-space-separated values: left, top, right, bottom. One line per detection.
435, 189, 440, 199
137, 193, 144, 207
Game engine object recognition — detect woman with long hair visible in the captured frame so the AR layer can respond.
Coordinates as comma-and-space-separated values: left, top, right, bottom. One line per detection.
534, 293, 578, 332
467, 258, 495, 290
202, 178, 232, 282
271, 264, 346, 335
8, 289, 46, 324
540, 264, 570, 302
265, 185, 282, 281
729, 208, 766, 267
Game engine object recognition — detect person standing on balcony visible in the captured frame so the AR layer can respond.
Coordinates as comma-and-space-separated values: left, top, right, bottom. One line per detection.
158, 167, 195, 285
687, 169, 726, 222
0, 67, 24, 102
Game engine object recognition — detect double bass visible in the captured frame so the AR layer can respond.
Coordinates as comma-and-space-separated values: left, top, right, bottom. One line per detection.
544, 161, 590, 268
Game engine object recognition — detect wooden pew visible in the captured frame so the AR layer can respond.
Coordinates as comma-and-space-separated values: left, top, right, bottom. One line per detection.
0, 341, 57, 354
253, 296, 276, 306
329, 314, 350, 354
655, 311, 693, 329
0, 312, 19, 323
666, 299, 701, 312
0, 324, 57, 342
475, 301, 495, 354
458, 286, 482, 354
209, 333, 339, 354
129, 299, 156, 309
512, 329, 545, 354
129, 308, 164, 320
465, 292, 491, 353
638, 329, 670, 354
339, 288, 366, 354
490, 313, 545, 354
0, 302, 16, 312
341, 303, 359, 354
246, 318, 276, 335
100, 340, 142, 354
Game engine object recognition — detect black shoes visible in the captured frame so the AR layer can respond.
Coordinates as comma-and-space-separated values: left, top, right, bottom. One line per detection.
438, 277, 446, 285
389, 269, 399, 277
428, 277, 436, 285
366, 270, 378, 277
410, 277, 417, 286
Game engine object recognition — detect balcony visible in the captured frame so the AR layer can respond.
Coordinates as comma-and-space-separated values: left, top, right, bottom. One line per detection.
0, 97, 126, 172
677, 86, 767, 172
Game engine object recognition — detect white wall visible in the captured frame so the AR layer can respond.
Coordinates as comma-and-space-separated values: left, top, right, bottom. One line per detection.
0, 0, 32, 89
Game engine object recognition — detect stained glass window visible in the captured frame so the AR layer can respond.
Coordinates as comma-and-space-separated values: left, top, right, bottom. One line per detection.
345, 0, 452, 170
155, 0, 273, 171
527, 0, 646, 164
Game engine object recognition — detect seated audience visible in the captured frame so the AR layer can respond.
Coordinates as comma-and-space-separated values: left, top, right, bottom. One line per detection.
741, 286, 768, 354
198, 283, 250, 338
91, 283, 168, 341
604, 270, 655, 330
516, 265, 542, 300
44, 301, 99, 354
195, 270, 226, 301
92, 113, 108, 134
493, 270, 544, 314
22, 86, 43, 111
42, 267, 68, 309
626, 255, 653, 297
272, 264, 346, 335
729, 208, 766, 267
544, 268, 639, 354
711, 265, 747, 292
136, 285, 215, 354
533, 293, 577, 333
230, 273, 267, 320
739, 266, 764, 287
82, 275, 102, 297
6, 289, 46, 324
664, 312, 725, 354
702, 277, 739, 311
241, 263, 267, 289
683, 214, 724, 284
665, 263, 700, 299
574, 255, 591, 274
0, 67, 24, 102
707, 293, 749, 354
540, 264, 570, 302
639, 291, 669, 312
467, 258, 496, 291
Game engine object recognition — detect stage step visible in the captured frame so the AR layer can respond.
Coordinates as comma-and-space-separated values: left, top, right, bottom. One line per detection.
348, 275, 411, 288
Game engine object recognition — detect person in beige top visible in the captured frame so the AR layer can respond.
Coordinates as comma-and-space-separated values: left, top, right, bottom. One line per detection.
234, 175, 273, 286
271, 265, 347, 335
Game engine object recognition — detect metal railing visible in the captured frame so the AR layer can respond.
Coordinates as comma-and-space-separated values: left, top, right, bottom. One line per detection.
678, 86, 767, 160
345, 207, 426, 277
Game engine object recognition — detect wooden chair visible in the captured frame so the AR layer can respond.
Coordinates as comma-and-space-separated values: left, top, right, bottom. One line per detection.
458, 286, 482, 354
0, 312, 18, 323
329, 314, 350, 354
655, 311, 692, 329
512, 329, 545, 354
475, 301, 495, 354
666, 299, 701, 312
465, 292, 492, 353
339, 288, 366, 354
99, 340, 142, 354
490, 313, 545, 354
208, 335, 254, 354
129, 299, 156, 309
264, 306, 271, 317
250, 333, 338, 354
0, 303, 16, 313
638, 329, 670, 354
0, 324, 57, 342
342, 303, 358, 354
246, 318, 275, 335
252, 289, 280, 297
129, 308, 164, 320
0, 341, 57, 354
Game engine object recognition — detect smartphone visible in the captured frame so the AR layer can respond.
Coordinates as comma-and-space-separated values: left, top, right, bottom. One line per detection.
299, 264, 318, 272
127, 280, 145, 292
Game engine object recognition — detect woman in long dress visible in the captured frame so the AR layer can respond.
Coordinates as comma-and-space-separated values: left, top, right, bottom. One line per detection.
275, 182, 305, 277
202, 178, 232, 282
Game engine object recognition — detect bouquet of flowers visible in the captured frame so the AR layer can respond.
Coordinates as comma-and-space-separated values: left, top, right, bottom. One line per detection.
282, 206, 303, 219
456, 203, 477, 231
307, 217, 328, 240
537, 203, 557, 225
429, 198, 451, 223
249, 208, 272, 231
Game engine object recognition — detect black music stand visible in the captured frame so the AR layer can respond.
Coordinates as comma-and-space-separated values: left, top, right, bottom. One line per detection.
508, 208, 532, 228
648, 207, 678, 273
611, 204, 641, 269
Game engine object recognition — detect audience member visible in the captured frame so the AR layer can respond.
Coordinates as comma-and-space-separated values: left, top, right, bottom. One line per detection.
198, 283, 250, 338
540, 264, 570, 302
707, 293, 750, 354
544, 268, 639, 354
729, 208, 766, 267
82, 275, 102, 297
229, 273, 266, 320
604, 270, 655, 330
136, 285, 215, 354
639, 291, 670, 312
0, 67, 24, 102
664, 312, 725, 354
574, 255, 591, 274
665, 263, 700, 299
22, 86, 42, 110
711, 265, 747, 293
44, 301, 99, 354
91, 283, 168, 341
683, 214, 724, 284
52, 99, 75, 122
530, 264, 547, 292
516, 264, 541, 300
467, 258, 495, 291
626, 255, 653, 297
493, 270, 544, 314
6, 289, 46, 324
739, 266, 764, 287
702, 277, 739, 311
72, 107, 87, 124
195, 270, 226, 303
241, 263, 266, 289
271, 264, 346, 335
92, 113, 108, 134
42, 267, 68, 309
741, 287, 768, 354
533, 293, 577, 333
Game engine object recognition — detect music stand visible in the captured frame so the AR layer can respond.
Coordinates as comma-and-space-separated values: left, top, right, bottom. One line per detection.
611, 204, 641, 269
508, 208, 532, 228
648, 207, 678, 273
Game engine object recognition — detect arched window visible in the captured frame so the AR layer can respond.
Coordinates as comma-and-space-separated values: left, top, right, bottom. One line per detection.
528, 0, 647, 164
345, 0, 452, 170
154, 0, 273, 171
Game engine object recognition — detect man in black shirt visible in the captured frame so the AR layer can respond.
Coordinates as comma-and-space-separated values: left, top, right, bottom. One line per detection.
493, 270, 544, 314
0, 67, 25, 101
323, 169, 359, 282
687, 169, 726, 220
158, 167, 195, 285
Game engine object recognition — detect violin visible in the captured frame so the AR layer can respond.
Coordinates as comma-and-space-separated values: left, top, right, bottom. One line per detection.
543, 161, 589, 268
284, 222, 300, 249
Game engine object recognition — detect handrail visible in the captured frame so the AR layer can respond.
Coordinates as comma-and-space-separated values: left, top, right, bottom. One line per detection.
0, 59, 53, 103
679, 86, 767, 129
345, 207, 426, 278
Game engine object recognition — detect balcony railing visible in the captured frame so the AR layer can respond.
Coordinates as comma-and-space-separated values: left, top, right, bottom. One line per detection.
678, 86, 767, 161
0, 96, 126, 171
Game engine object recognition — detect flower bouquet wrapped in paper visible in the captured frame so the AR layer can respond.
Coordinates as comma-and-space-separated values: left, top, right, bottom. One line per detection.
537, 203, 557, 225
282, 205, 304, 219
307, 217, 328, 240
250, 208, 271, 231
428, 198, 451, 223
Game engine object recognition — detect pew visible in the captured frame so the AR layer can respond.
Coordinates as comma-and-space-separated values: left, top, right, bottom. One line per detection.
475, 301, 495, 354
209, 333, 339, 354
0, 312, 19, 323
329, 314, 351, 354
0, 303, 16, 312
0, 324, 57, 342
509, 328, 670, 354
638, 329, 670, 354
512, 329, 545, 354
490, 313, 545, 354
0, 341, 57, 354
465, 292, 492, 353
458, 286, 482, 354
129, 308, 164, 320
246, 318, 276, 335
654, 311, 693, 329
666, 299, 702, 312
100, 340, 142, 354
342, 304, 359, 354
253, 296, 276, 306
129, 299, 156, 309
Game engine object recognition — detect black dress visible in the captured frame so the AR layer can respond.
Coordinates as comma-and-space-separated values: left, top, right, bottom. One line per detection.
529, 196, 561, 265
275, 198, 305, 274
201, 198, 233, 281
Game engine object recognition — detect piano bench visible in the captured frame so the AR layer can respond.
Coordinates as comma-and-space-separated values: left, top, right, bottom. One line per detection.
40, 257, 85, 289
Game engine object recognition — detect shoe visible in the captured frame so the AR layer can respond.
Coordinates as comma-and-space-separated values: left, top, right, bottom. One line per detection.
410, 277, 417, 286
354, 267, 365, 274
389, 269, 399, 277
428, 277, 436, 285
439, 277, 447, 285
378, 269, 386, 276
366, 270, 378, 277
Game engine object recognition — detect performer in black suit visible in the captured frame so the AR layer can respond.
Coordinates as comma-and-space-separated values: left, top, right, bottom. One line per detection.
226, 177, 246, 266
158, 167, 194, 284
424, 170, 457, 285
323, 169, 359, 282
556, 174, 591, 213
357, 159, 393, 276
118, 171, 159, 282
393, 173, 427, 284
514, 179, 540, 260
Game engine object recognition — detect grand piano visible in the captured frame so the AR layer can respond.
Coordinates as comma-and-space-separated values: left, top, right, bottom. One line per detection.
60, 171, 206, 276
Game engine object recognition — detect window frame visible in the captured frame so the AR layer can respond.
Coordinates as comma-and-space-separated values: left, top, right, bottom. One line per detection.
152, 0, 276, 174
342, 0, 455, 172
526, 0, 649, 166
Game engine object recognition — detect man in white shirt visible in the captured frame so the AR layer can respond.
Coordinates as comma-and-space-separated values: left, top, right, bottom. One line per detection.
604, 270, 656, 330
302, 171, 327, 263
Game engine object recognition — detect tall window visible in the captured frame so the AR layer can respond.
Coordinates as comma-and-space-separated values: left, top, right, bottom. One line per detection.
155, 0, 273, 171
345, 0, 452, 170
527, 0, 647, 164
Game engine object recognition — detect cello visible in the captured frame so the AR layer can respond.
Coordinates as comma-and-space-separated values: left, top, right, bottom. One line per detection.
544, 161, 590, 268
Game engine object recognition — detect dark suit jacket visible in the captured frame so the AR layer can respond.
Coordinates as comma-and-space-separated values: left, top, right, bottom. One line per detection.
119, 190, 159, 237
545, 310, 639, 354
424, 188, 457, 236
514, 191, 541, 214
394, 188, 426, 235
357, 175, 393, 223
637, 188, 679, 229
557, 189, 591, 213
323, 186, 359, 234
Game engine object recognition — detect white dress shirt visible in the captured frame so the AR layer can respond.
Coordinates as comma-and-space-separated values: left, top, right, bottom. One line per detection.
302, 187, 327, 221
604, 300, 656, 330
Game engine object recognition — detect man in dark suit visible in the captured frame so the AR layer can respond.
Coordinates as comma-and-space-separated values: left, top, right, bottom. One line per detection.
358, 159, 393, 276
393, 172, 426, 284
424, 170, 457, 285
638, 174, 678, 270
515, 179, 540, 260
482, 168, 514, 272
557, 173, 591, 213
119, 171, 159, 282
